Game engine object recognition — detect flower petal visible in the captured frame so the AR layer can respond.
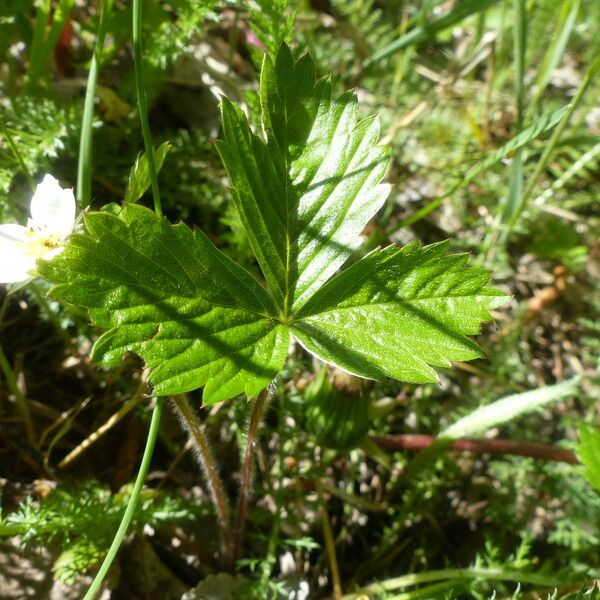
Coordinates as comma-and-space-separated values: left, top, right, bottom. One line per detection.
0, 224, 37, 283
30, 174, 76, 238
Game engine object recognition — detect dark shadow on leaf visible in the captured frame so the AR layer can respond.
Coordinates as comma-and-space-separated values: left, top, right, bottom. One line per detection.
95, 284, 281, 386
283, 153, 390, 306
303, 157, 389, 193
294, 250, 485, 377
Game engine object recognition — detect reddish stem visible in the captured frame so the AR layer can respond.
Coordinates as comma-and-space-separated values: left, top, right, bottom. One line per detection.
371, 434, 579, 465
233, 387, 269, 562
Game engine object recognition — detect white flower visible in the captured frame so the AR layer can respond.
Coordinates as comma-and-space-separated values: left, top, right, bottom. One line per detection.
0, 174, 76, 284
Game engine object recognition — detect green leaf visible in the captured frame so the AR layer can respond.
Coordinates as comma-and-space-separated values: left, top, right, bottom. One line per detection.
39, 204, 288, 403
441, 377, 581, 439
217, 43, 391, 313
41, 44, 508, 403
293, 241, 507, 383
576, 426, 600, 493
124, 141, 171, 204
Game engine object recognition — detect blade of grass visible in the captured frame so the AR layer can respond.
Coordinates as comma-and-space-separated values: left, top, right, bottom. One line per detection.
363, 0, 501, 68
532, 140, 600, 207
83, 4, 166, 596
133, 0, 162, 215
342, 567, 568, 599
441, 376, 581, 439
27, 0, 51, 88
380, 105, 569, 234
531, 0, 581, 110
521, 56, 600, 212
502, 148, 523, 225
77, 0, 114, 208
0, 344, 35, 446
385, 580, 466, 600
500, 0, 526, 233
27, 0, 75, 85
513, 0, 526, 129
462, 106, 570, 185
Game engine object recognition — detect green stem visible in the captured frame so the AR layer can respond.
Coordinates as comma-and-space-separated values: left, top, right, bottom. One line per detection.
77, 0, 114, 208
0, 522, 26, 536
82, 397, 165, 600
0, 344, 35, 445
133, 0, 162, 216
343, 567, 567, 599
318, 483, 342, 599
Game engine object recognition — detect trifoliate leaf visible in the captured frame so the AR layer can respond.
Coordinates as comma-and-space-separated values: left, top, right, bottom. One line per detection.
39, 205, 288, 404
41, 44, 508, 403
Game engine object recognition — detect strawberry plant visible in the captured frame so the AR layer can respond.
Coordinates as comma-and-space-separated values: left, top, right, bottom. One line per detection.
28, 43, 508, 597
40, 44, 506, 405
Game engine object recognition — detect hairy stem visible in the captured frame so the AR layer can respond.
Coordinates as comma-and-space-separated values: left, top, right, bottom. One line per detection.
371, 434, 579, 465
83, 396, 165, 600
132, 0, 162, 215
258, 384, 285, 592
233, 387, 269, 562
172, 395, 232, 567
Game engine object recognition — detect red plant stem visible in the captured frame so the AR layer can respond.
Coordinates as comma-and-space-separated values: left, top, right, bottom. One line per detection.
172, 395, 233, 567
371, 434, 579, 465
233, 387, 269, 562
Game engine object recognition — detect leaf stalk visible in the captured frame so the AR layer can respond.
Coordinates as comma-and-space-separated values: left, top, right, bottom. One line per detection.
172, 395, 233, 567
233, 387, 269, 562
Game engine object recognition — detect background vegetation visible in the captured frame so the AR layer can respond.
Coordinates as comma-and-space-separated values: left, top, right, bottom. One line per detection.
0, 0, 599, 598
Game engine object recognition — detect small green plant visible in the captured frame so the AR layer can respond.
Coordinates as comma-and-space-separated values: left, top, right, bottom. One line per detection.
1, 0, 599, 597
40, 43, 507, 405
4, 41, 506, 596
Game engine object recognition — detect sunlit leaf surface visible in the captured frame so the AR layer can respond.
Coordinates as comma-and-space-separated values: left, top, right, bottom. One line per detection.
41, 44, 507, 403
